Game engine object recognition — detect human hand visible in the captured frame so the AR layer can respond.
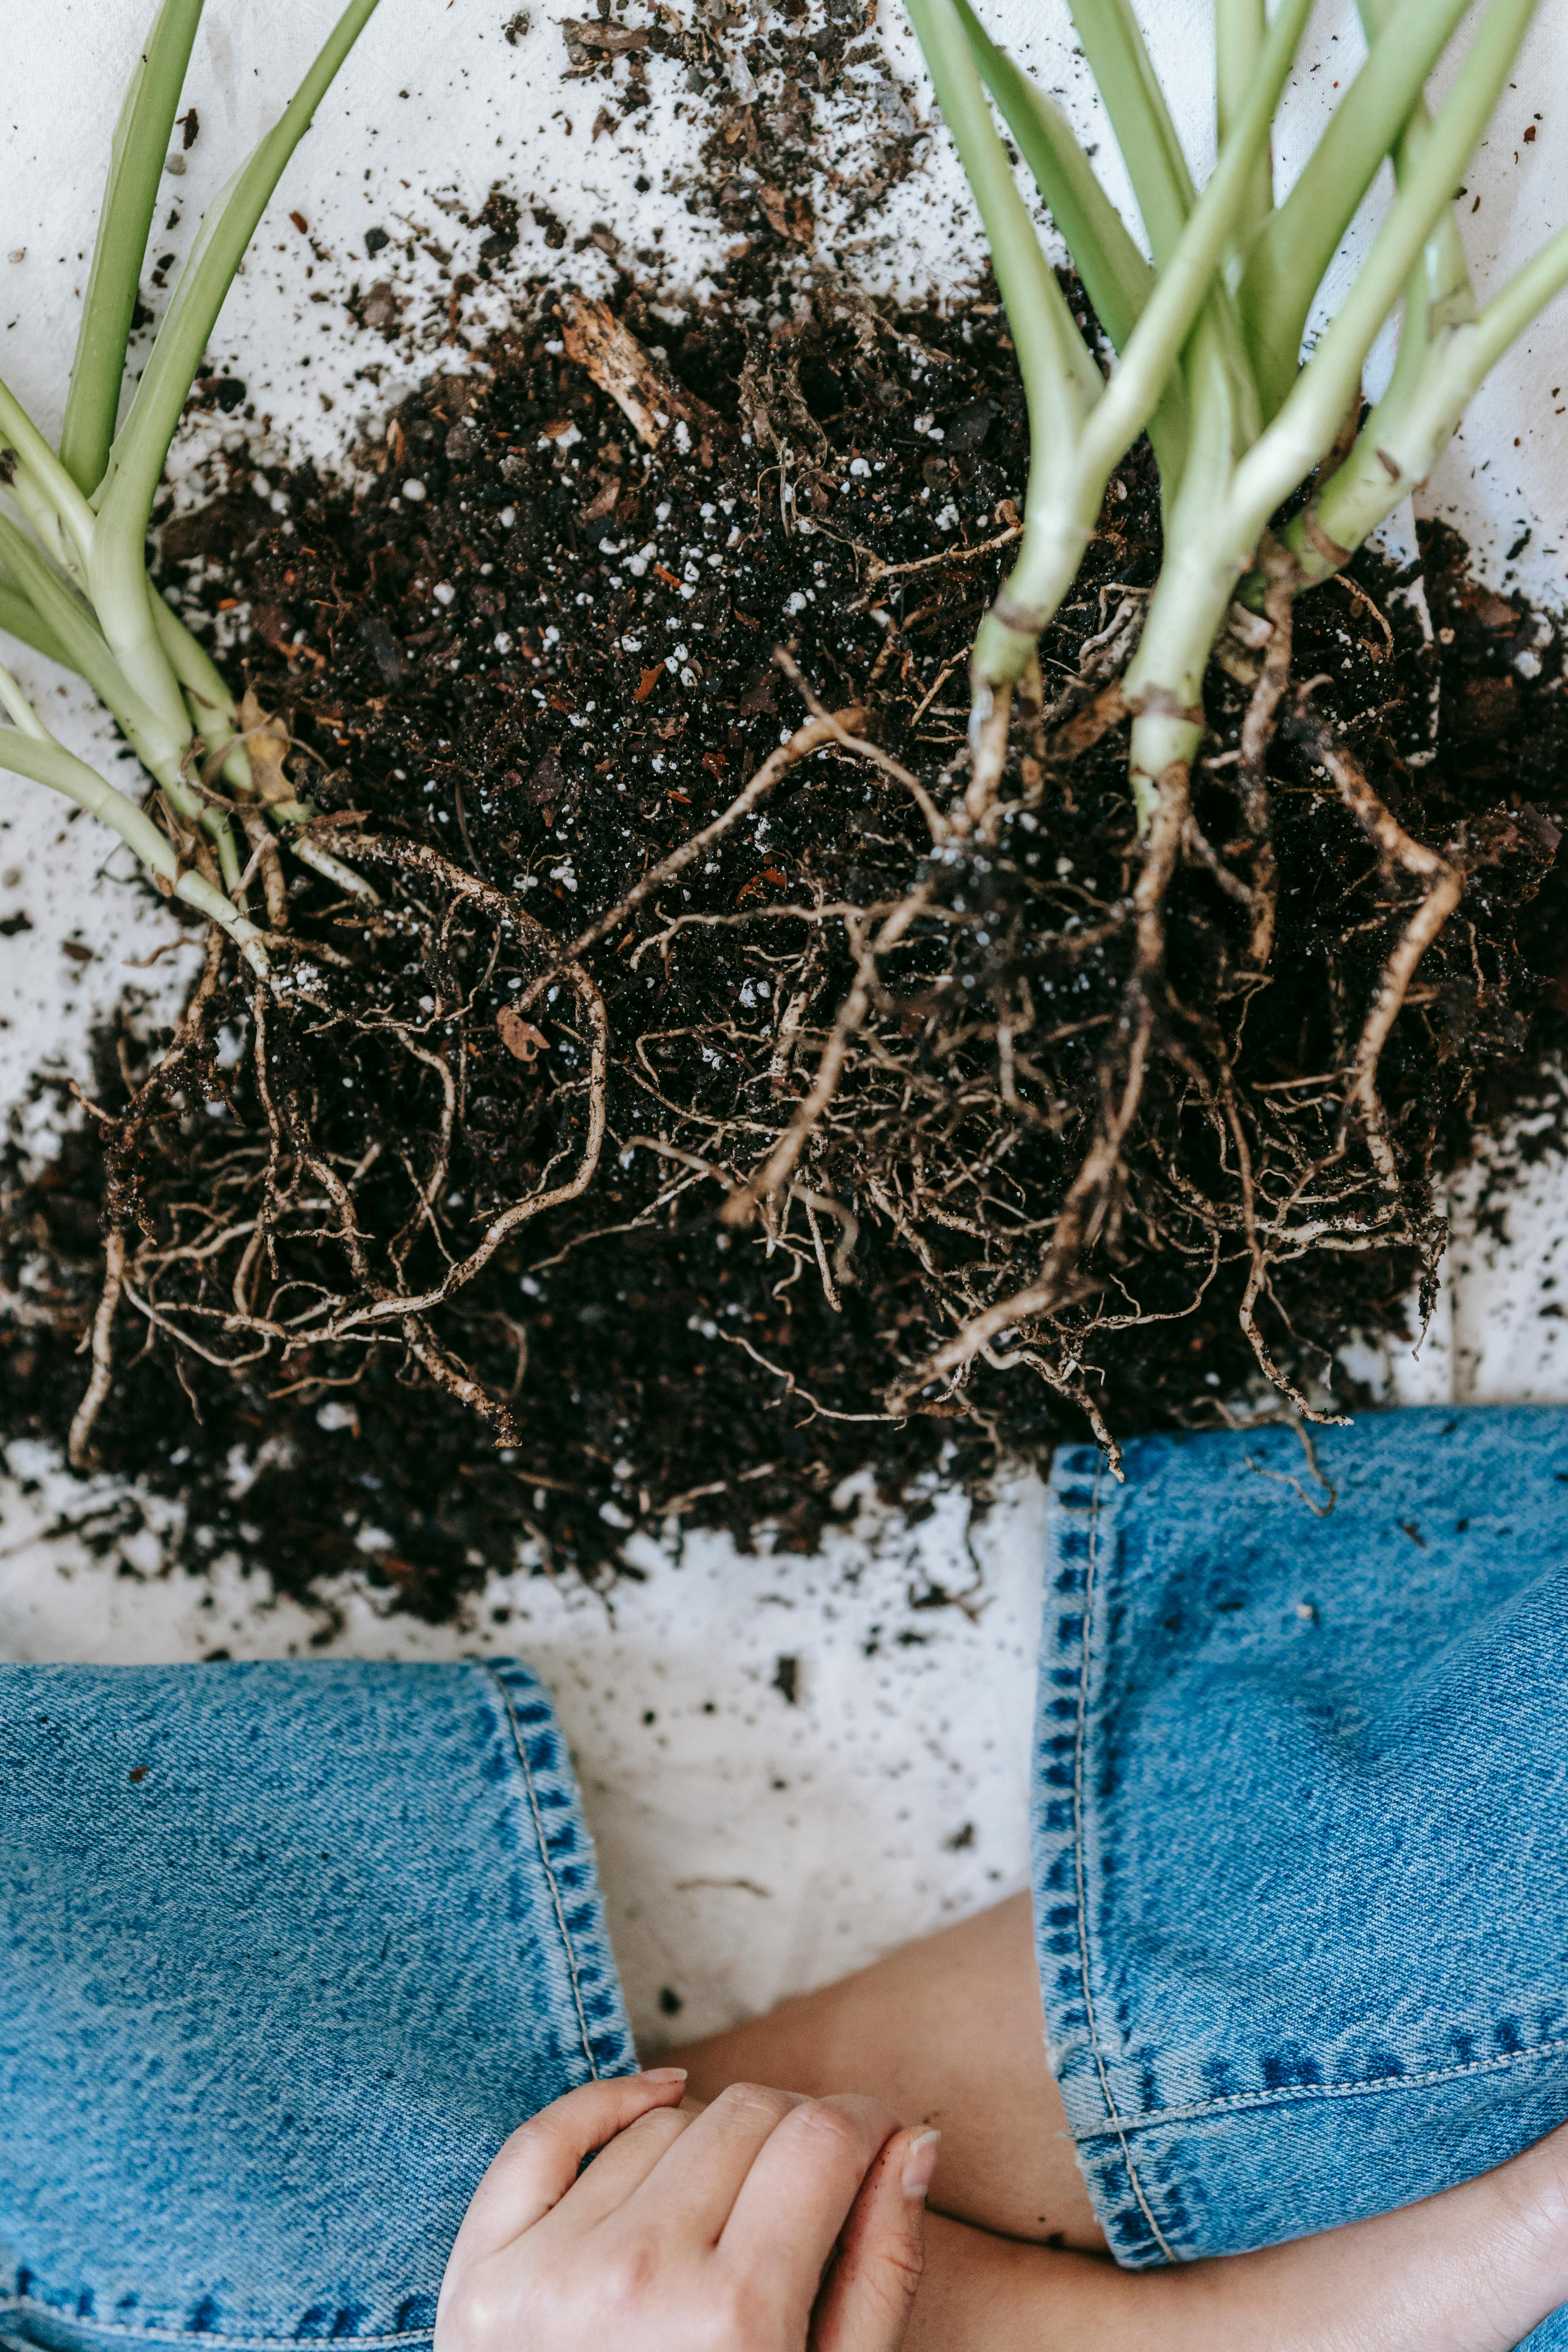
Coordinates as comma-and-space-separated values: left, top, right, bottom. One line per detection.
435, 2069, 937, 2352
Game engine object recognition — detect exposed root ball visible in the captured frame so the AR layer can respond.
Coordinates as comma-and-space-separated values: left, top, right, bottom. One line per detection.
4, 283, 1564, 1609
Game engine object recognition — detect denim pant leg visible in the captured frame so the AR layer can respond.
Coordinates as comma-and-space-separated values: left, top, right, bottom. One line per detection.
1032, 1407, 1568, 2348
0, 1659, 633, 2352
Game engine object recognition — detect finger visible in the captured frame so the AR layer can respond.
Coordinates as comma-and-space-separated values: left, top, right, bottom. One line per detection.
810, 2127, 934, 2352
447, 2070, 690, 2261
619, 2079, 810, 2243
543, 2098, 695, 2227
718, 2093, 904, 2317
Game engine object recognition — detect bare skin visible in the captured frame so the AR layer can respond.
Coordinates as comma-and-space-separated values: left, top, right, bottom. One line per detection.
675, 1893, 1568, 2350
675, 1893, 1101, 2250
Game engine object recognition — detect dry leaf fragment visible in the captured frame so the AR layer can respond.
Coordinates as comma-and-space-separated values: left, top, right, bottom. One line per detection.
236, 686, 294, 804
561, 18, 650, 51
561, 295, 693, 451
497, 1007, 548, 1063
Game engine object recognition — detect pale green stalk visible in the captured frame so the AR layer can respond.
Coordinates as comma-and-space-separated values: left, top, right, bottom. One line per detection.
60, 0, 205, 497
0, 665, 266, 971
0, 379, 98, 581
1215, 0, 1272, 235
1238, 0, 1478, 414
1306, 222, 1568, 562
1125, 0, 1542, 818
969, 0, 1312, 691
1067, 0, 1195, 265
1227, 0, 1539, 545
0, 515, 187, 781
89, 0, 383, 749
952, 0, 1189, 496
1261, 0, 1479, 593
0, 581, 74, 671
0, 0, 383, 942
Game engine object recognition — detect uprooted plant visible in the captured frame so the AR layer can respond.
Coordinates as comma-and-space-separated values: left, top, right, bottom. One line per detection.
878, 0, 1568, 1426
7, 0, 1568, 1553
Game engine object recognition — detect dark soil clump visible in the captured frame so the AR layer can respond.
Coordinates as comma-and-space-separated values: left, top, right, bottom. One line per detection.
4, 274, 1567, 1620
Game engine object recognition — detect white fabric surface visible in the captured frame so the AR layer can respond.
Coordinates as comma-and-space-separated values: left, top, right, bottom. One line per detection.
1, 2, 1566, 2034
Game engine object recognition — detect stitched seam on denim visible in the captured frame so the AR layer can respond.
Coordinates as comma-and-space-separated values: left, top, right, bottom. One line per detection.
1070, 1458, 1177, 2264
1074, 2029, 1568, 2138
0, 2308, 431, 2350
477, 1659, 600, 2080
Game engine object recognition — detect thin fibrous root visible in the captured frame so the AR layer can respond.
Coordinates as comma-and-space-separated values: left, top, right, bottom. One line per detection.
846, 513, 1023, 608
722, 884, 933, 1226
1215, 1054, 1350, 1428
68, 1225, 127, 1471
887, 759, 1189, 1408
1293, 713, 1463, 1191
980, 1338, 1125, 1479
1235, 534, 1295, 968
563, 704, 867, 961
402, 1316, 522, 1446
772, 648, 949, 842
272, 838, 611, 1336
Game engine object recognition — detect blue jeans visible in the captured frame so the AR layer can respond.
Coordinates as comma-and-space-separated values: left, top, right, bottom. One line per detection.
5, 1407, 1566, 2348
1033, 1405, 1568, 2348
0, 1659, 633, 2352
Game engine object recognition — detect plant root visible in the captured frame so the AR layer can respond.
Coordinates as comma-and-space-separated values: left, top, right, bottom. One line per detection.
1291, 709, 1463, 1191
67, 1225, 126, 1471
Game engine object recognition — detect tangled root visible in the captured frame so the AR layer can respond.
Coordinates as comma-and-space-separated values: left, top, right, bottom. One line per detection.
62, 569, 1531, 1479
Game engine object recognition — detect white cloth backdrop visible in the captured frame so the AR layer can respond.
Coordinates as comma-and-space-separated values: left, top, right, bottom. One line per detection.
1, 0, 1565, 2035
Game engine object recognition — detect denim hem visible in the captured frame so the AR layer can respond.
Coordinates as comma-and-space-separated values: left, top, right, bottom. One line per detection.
1031, 1411, 1568, 2284
0, 2314, 435, 2352
479, 1659, 636, 2083
1031, 1445, 1180, 2265
1076, 2030, 1568, 2138
1, 1657, 637, 2352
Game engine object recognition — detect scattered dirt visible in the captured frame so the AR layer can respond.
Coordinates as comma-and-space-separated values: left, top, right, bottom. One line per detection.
4, 259, 1567, 1621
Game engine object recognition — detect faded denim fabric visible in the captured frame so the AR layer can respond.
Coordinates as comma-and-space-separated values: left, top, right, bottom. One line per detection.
1032, 1405, 1568, 2350
0, 1659, 633, 2352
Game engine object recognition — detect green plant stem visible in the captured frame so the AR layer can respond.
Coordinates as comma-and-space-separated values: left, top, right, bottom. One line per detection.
906, 0, 1100, 698
1067, 0, 1194, 266
92, 0, 383, 605
1123, 309, 1252, 819
1215, 0, 1272, 230
1125, 0, 1540, 832
0, 516, 182, 772
971, 0, 1311, 691
953, 0, 1189, 497
1238, 0, 1477, 414
74, 0, 381, 867
0, 701, 266, 970
1302, 221, 1568, 563
60, 0, 205, 497
1227, 0, 1539, 551
1244, 0, 1480, 600
0, 510, 241, 886
0, 581, 78, 673
0, 379, 98, 581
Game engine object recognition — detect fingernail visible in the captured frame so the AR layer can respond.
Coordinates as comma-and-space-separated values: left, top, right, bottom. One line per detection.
901, 2130, 941, 2201
640, 2066, 689, 2085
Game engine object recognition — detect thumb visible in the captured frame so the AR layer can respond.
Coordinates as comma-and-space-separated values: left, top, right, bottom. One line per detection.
810, 2125, 936, 2352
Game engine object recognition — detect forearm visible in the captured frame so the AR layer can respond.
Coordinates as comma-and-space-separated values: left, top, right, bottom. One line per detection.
907, 2121, 1568, 2352
905, 2214, 1142, 2352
